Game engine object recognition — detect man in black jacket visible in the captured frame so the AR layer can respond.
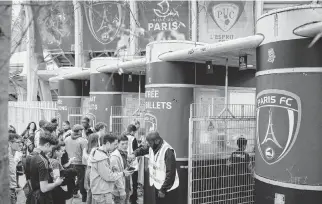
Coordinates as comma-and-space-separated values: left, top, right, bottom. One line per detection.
81, 117, 94, 138
128, 131, 179, 204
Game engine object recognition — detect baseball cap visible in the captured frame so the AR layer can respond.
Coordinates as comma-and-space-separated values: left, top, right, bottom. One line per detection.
72, 124, 84, 132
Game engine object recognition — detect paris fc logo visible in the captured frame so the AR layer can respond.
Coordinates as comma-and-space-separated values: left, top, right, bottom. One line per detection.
256, 89, 302, 165
83, 1, 125, 44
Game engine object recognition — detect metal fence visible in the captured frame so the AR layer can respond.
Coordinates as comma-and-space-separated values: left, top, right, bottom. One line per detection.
8, 101, 59, 134
109, 105, 146, 137
68, 106, 92, 127
189, 103, 256, 204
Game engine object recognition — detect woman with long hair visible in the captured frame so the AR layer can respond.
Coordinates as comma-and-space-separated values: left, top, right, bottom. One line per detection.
48, 142, 77, 204
83, 133, 100, 204
22, 122, 37, 156
21, 122, 37, 139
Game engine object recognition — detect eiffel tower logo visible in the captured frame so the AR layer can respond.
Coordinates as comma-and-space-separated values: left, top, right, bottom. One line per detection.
261, 108, 282, 148
97, 5, 112, 33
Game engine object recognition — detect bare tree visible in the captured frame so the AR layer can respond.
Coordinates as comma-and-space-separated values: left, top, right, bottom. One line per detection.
0, 1, 11, 203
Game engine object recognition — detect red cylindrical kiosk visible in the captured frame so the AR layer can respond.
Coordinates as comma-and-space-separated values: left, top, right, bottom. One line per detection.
144, 41, 207, 204
255, 5, 322, 204
89, 57, 146, 129
57, 79, 88, 124
89, 58, 122, 126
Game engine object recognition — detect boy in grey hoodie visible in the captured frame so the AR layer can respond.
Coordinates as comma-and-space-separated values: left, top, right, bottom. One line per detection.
89, 133, 133, 204
111, 135, 134, 204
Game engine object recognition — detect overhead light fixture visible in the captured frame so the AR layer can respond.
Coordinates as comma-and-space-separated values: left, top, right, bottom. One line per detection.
206, 61, 213, 74
118, 68, 124, 75
128, 73, 132, 82
239, 55, 248, 71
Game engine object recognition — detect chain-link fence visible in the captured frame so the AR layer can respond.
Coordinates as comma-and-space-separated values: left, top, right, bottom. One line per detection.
8, 101, 59, 134
189, 103, 256, 204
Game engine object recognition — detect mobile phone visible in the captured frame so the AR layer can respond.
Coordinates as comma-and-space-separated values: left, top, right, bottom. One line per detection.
127, 167, 135, 171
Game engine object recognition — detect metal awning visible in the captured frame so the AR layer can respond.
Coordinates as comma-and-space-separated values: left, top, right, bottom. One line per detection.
294, 21, 322, 37
63, 70, 90, 80
48, 69, 90, 82
158, 35, 264, 68
97, 58, 146, 74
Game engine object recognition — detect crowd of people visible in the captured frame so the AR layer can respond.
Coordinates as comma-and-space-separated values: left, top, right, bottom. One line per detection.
7, 117, 163, 204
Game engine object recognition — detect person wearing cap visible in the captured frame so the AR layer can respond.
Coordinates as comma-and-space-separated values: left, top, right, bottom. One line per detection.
64, 124, 88, 202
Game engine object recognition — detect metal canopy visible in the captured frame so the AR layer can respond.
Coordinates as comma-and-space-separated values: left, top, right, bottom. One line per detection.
97, 58, 146, 74
158, 35, 264, 68
48, 69, 90, 82
294, 21, 322, 37
63, 70, 90, 80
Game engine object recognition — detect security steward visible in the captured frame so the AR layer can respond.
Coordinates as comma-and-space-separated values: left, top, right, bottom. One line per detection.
128, 131, 179, 204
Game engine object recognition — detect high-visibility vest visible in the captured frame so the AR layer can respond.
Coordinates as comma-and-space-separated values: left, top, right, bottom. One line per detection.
148, 141, 179, 191
127, 135, 138, 170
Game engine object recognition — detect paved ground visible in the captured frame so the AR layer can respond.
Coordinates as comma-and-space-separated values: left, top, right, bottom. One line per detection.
17, 175, 143, 204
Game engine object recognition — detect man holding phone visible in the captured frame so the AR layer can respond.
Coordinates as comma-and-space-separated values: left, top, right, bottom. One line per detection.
111, 135, 136, 204
89, 133, 133, 204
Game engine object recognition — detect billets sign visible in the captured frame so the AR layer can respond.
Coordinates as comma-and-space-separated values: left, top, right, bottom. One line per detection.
82, 1, 130, 52
137, 0, 190, 50
198, 1, 255, 43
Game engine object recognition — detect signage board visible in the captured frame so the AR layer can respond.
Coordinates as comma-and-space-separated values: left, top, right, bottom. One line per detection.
198, 0, 255, 43
82, 1, 130, 52
137, 0, 190, 50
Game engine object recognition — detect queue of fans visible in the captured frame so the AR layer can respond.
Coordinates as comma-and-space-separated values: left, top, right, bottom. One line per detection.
8, 117, 144, 204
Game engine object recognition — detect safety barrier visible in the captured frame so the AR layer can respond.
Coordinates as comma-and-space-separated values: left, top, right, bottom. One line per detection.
189, 103, 256, 204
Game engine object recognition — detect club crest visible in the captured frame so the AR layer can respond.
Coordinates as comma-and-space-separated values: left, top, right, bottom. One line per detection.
145, 112, 158, 132
83, 1, 125, 44
256, 89, 301, 165
208, 1, 245, 32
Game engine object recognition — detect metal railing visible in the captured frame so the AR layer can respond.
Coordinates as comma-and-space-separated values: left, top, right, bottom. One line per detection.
8, 101, 58, 134
189, 103, 256, 204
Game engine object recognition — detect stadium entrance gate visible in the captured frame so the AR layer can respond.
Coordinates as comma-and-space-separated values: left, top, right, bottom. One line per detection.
188, 103, 256, 204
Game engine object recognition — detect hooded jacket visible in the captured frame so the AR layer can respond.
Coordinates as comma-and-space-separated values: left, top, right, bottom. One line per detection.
110, 149, 126, 196
89, 148, 124, 195
64, 133, 88, 165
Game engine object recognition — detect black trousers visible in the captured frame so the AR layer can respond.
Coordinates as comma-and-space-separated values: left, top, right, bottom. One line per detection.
71, 164, 87, 202
155, 188, 179, 204
130, 171, 138, 204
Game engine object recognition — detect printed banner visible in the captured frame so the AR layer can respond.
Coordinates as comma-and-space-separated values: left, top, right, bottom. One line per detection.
11, 5, 27, 52
82, 1, 130, 52
198, 0, 255, 43
137, 0, 190, 50
37, 1, 75, 51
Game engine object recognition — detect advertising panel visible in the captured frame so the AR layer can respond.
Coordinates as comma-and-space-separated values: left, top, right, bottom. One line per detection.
137, 0, 190, 50
82, 1, 130, 52
37, 1, 75, 51
198, 0, 255, 43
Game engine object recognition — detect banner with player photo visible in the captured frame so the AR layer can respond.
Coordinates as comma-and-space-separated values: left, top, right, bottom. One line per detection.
137, 0, 190, 50
198, 0, 255, 43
